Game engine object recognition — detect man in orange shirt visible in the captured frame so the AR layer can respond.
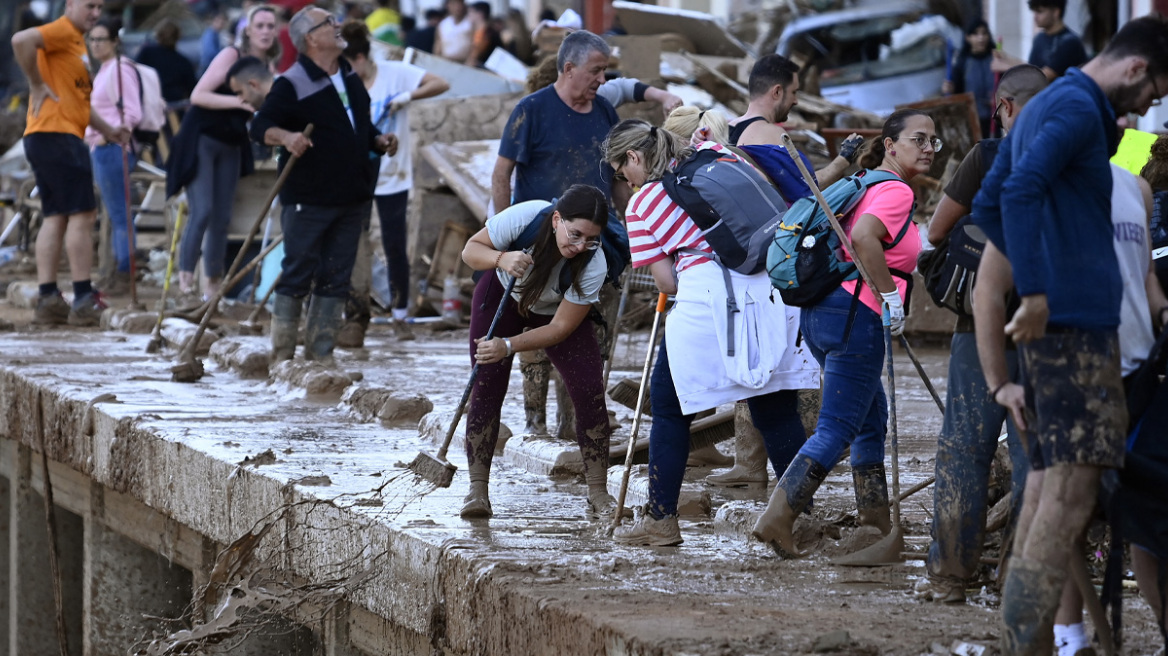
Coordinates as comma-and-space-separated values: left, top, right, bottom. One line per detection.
11, 0, 129, 326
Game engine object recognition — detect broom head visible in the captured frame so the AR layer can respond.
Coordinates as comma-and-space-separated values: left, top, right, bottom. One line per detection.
408, 451, 457, 488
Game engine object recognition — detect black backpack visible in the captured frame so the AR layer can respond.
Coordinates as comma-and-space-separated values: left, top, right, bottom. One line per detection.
918, 139, 1000, 317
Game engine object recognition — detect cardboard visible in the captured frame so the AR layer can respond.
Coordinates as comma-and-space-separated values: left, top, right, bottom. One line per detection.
403, 48, 524, 99
612, 0, 752, 58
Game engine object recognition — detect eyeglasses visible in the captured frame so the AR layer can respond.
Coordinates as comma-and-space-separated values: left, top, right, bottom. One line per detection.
1149, 73, 1163, 107
86, 36, 111, 43
991, 96, 1014, 124
558, 219, 601, 250
901, 134, 943, 153
307, 14, 337, 34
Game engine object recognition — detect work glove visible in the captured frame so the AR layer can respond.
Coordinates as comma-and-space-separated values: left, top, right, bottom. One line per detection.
881, 290, 905, 336
839, 133, 865, 163
389, 91, 412, 114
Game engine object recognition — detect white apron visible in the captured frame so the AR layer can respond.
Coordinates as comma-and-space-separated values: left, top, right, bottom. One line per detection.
666, 261, 820, 414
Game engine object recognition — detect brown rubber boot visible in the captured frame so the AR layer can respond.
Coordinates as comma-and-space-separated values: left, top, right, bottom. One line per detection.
852, 463, 891, 534
519, 354, 550, 436
706, 402, 768, 488
460, 480, 492, 519
270, 294, 302, 363
1000, 557, 1066, 655
751, 454, 829, 558
304, 295, 344, 365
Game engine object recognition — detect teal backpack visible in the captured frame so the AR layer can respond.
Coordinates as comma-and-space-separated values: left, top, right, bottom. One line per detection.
766, 169, 914, 307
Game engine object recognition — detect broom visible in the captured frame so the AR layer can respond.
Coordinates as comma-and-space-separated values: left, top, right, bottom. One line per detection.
408, 268, 521, 487
146, 198, 187, 353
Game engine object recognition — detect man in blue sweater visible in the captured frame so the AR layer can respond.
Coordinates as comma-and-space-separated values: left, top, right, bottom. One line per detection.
971, 15, 1168, 655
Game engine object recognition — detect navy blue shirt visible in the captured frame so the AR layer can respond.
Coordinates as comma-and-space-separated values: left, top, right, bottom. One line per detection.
971, 67, 1120, 329
1029, 28, 1088, 77
499, 85, 620, 204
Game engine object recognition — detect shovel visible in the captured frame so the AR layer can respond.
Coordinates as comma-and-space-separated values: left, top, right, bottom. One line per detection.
780, 134, 907, 566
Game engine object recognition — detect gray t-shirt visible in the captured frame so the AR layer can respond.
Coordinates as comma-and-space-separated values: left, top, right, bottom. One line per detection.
486, 200, 607, 315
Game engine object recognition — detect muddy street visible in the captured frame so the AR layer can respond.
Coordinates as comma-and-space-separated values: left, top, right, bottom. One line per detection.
0, 314, 1163, 655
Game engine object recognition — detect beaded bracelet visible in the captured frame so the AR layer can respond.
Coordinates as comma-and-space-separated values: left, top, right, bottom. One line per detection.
494, 251, 504, 269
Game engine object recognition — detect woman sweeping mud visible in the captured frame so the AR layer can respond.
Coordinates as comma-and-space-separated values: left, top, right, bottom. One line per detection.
459, 184, 618, 519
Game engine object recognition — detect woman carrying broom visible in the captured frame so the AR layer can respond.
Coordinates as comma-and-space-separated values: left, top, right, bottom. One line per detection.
751, 109, 932, 557
602, 119, 819, 547
459, 184, 618, 519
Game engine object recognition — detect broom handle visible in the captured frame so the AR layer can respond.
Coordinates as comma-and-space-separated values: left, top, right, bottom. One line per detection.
884, 324, 901, 525
436, 265, 523, 461
602, 269, 633, 388
611, 292, 668, 532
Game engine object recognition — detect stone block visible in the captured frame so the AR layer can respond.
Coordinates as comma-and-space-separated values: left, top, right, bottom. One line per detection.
102, 309, 159, 334
270, 360, 352, 398
209, 338, 270, 379
502, 434, 585, 477
607, 464, 711, 517
6, 280, 39, 308
160, 318, 219, 355
342, 386, 434, 427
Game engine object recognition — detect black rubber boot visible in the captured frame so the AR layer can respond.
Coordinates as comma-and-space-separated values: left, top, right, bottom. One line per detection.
304, 295, 344, 365
270, 294, 302, 364
1000, 557, 1065, 655
853, 463, 891, 534
751, 454, 829, 557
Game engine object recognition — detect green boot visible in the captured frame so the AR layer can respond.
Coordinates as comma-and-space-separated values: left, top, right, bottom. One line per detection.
304, 295, 344, 365
1000, 557, 1066, 655
751, 454, 828, 558
270, 294, 302, 363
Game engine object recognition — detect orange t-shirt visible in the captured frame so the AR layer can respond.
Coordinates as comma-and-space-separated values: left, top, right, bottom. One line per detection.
24, 16, 91, 139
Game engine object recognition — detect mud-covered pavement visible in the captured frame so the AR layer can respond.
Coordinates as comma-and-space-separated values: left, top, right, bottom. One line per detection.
0, 313, 1163, 655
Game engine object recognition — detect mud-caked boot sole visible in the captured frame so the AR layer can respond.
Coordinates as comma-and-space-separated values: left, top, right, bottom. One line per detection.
705, 466, 767, 488
587, 491, 632, 520
460, 485, 493, 519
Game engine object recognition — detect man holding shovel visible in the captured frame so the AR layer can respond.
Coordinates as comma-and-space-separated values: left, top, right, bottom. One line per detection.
12, 0, 130, 326
250, 6, 396, 365
970, 15, 1168, 654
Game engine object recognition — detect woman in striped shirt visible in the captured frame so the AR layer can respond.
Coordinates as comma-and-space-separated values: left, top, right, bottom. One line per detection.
602, 119, 819, 546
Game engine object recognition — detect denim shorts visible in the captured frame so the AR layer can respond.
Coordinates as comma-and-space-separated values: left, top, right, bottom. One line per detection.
23, 132, 96, 217
1020, 327, 1127, 470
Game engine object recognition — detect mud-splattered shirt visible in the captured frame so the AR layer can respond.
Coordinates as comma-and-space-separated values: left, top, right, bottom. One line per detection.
498, 85, 619, 205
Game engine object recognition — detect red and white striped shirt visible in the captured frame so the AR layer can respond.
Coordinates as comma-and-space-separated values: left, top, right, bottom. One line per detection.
626, 180, 716, 274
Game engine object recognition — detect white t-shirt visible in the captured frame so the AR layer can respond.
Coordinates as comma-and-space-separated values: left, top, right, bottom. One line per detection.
436, 15, 474, 61
367, 60, 426, 196
1111, 163, 1155, 376
486, 200, 607, 315
330, 70, 355, 128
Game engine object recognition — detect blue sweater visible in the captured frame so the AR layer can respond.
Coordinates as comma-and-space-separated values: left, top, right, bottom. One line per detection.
971, 68, 1121, 330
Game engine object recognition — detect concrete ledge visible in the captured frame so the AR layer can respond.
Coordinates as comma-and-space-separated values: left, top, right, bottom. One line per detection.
209, 338, 271, 379
606, 464, 711, 517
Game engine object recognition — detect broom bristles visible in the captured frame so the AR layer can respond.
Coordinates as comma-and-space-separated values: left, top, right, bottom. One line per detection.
408, 451, 457, 488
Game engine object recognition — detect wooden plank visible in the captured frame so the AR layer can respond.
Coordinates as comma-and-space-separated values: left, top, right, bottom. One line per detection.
426, 221, 475, 294
419, 141, 496, 222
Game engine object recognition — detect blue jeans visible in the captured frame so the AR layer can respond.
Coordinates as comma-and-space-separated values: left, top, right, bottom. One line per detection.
797, 287, 887, 470
646, 338, 806, 518
927, 331, 1028, 585
180, 135, 240, 278
92, 144, 137, 272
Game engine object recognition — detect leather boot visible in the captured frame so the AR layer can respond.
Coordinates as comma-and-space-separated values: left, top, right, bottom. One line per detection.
706, 402, 768, 488
270, 294, 302, 364
1000, 557, 1065, 656
852, 463, 891, 534
304, 295, 344, 365
519, 355, 550, 436
751, 454, 828, 558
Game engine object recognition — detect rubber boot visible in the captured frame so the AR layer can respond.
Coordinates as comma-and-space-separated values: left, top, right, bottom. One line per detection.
519, 354, 550, 436
706, 403, 768, 487
270, 294, 302, 364
304, 295, 344, 365
555, 373, 576, 442
1000, 557, 1066, 656
584, 464, 621, 518
751, 454, 828, 558
461, 464, 492, 518
852, 463, 892, 534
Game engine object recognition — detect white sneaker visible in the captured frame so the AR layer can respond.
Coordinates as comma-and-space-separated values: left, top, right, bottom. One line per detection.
612, 506, 683, 546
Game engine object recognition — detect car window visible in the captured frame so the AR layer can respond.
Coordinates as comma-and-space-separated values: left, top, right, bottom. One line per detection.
786, 12, 946, 88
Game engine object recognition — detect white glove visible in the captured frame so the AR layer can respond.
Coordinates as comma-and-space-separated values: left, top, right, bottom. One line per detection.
389, 91, 412, 114
881, 290, 905, 336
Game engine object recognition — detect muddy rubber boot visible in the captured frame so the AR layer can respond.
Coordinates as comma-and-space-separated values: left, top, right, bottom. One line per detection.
270, 294, 302, 363
852, 463, 891, 534
461, 468, 493, 518
304, 295, 344, 365
335, 321, 366, 348
555, 374, 576, 442
1000, 557, 1065, 656
751, 454, 828, 558
584, 466, 629, 519
687, 444, 734, 467
706, 408, 768, 487
519, 356, 550, 436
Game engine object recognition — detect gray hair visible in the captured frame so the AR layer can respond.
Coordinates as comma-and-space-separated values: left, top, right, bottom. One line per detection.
289, 7, 318, 54
556, 30, 610, 74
